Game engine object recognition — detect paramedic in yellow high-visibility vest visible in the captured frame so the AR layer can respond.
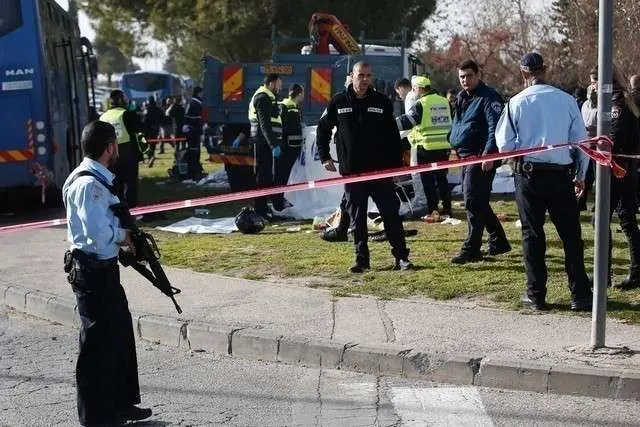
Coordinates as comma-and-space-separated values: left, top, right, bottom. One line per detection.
395, 76, 453, 216
248, 74, 283, 219
99, 90, 143, 208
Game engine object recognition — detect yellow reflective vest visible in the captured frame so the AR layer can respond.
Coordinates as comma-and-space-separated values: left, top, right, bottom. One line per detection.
409, 94, 452, 151
99, 108, 131, 145
279, 97, 303, 147
248, 85, 282, 140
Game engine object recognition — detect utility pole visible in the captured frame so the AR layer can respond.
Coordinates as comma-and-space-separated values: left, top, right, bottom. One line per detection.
590, 0, 614, 349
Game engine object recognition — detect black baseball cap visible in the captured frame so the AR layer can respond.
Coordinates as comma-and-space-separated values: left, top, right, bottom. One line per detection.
520, 52, 545, 73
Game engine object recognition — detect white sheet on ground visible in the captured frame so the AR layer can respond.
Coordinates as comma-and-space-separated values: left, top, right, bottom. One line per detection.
156, 217, 238, 234
197, 169, 230, 189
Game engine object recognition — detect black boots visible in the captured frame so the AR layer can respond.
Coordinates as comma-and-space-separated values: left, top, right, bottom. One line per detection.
615, 269, 640, 290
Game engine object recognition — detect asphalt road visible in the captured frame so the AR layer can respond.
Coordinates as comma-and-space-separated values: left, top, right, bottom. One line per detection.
1, 307, 639, 427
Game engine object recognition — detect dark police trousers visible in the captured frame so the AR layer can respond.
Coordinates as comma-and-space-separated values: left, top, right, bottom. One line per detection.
186, 129, 203, 179
254, 138, 276, 216
344, 179, 408, 265
417, 147, 452, 213
606, 161, 640, 275
272, 144, 301, 209
113, 141, 139, 208
461, 163, 507, 255
514, 168, 591, 302
69, 258, 140, 425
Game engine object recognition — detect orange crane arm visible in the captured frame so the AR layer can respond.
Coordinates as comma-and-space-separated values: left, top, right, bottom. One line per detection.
309, 13, 361, 55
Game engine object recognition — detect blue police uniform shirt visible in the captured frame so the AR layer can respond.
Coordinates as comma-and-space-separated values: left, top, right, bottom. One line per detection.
63, 157, 126, 260
495, 84, 590, 180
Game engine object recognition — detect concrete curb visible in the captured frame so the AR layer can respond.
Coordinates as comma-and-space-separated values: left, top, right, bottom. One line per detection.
3, 284, 639, 401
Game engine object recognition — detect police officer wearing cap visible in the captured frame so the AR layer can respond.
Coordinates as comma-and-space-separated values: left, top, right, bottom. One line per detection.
449, 60, 511, 264
396, 75, 453, 216
248, 73, 284, 219
100, 90, 143, 207
317, 61, 413, 273
495, 52, 592, 311
63, 121, 151, 425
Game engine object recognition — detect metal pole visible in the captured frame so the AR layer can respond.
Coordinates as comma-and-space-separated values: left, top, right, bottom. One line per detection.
590, 0, 614, 349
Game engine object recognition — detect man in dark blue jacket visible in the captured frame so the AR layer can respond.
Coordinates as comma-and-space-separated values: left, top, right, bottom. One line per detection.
449, 60, 511, 264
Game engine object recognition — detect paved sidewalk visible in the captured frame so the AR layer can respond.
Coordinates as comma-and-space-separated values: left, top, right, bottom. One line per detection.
2, 227, 640, 399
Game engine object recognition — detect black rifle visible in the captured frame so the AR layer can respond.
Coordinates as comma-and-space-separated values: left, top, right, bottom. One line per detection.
110, 203, 182, 314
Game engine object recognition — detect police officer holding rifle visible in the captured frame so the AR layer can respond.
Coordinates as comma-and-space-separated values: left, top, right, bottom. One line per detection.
63, 121, 152, 426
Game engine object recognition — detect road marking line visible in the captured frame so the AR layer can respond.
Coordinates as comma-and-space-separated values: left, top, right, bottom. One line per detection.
391, 386, 494, 426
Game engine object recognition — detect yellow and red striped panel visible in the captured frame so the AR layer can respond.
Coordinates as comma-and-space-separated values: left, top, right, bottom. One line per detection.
310, 68, 332, 104
222, 66, 243, 101
26, 119, 34, 148
0, 149, 35, 163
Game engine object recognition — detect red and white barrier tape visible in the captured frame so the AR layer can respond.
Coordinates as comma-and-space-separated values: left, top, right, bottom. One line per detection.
145, 137, 187, 143
0, 136, 621, 234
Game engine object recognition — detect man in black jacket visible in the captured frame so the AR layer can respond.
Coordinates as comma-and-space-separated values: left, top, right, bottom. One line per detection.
248, 74, 283, 218
183, 87, 204, 179
631, 75, 640, 109
273, 83, 305, 211
317, 62, 412, 273
608, 72, 640, 289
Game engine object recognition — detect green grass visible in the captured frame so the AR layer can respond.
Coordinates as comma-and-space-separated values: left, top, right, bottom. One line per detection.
138, 146, 640, 323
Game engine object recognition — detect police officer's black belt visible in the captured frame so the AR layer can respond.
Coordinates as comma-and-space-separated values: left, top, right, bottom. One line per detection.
68, 248, 118, 269
514, 161, 573, 174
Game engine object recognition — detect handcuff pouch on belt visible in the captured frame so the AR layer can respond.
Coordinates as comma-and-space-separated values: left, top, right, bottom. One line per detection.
64, 249, 114, 284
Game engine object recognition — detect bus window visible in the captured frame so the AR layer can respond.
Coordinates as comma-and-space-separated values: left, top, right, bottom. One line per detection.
123, 73, 169, 92
0, 0, 23, 38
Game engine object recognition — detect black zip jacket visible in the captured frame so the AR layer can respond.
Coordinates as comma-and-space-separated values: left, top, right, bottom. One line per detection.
280, 103, 303, 144
317, 85, 403, 176
184, 96, 203, 132
611, 91, 640, 156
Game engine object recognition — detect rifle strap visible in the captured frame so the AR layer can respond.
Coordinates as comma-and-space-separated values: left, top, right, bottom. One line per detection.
67, 170, 118, 196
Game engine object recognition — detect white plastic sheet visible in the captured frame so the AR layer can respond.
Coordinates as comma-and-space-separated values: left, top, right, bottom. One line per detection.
197, 169, 231, 189
156, 217, 238, 234
279, 126, 344, 219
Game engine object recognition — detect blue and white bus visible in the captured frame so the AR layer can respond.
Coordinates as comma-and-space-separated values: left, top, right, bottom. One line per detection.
120, 71, 185, 105
0, 0, 96, 210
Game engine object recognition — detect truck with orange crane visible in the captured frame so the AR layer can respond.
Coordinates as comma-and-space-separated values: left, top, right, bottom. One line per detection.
200, 13, 425, 190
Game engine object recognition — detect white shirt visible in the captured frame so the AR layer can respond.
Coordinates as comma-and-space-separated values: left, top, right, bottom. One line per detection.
495, 84, 590, 180
404, 91, 418, 114
63, 158, 125, 259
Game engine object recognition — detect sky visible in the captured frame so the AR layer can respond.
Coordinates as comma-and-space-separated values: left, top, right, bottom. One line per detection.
54, 0, 165, 71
